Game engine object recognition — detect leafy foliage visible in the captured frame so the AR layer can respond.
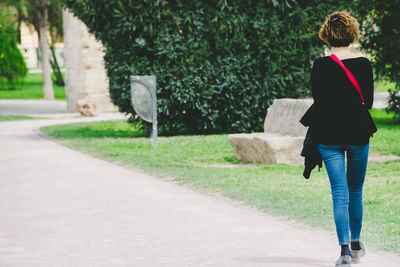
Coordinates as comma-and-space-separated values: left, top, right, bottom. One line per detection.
355, 0, 400, 120
0, 0, 63, 41
1, 0, 65, 86
63, 0, 349, 135
0, 7, 27, 86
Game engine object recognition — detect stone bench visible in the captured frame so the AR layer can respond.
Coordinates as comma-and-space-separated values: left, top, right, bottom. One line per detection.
228, 98, 313, 164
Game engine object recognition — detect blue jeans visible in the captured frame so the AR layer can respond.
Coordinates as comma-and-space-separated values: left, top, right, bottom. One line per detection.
317, 143, 369, 245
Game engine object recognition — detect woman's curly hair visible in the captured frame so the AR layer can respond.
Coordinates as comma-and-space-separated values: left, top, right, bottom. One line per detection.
319, 11, 360, 47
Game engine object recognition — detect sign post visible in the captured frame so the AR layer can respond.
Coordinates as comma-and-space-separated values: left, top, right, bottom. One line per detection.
130, 76, 157, 148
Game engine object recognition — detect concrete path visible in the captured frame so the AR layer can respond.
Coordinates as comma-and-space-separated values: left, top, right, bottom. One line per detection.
0, 99, 118, 118
0, 113, 399, 266
0, 99, 71, 117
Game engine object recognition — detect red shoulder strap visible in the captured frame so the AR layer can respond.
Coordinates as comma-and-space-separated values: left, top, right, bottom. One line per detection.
329, 54, 364, 104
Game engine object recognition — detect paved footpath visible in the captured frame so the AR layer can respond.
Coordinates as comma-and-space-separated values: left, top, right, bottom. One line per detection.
0, 116, 399, 266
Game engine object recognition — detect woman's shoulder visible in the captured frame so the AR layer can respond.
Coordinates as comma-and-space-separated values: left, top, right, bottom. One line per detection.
313, 55, 371, 64
311, 56, 330, 70
312, 55, 371, 70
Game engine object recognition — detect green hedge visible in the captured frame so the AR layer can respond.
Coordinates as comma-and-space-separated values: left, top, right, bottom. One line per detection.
0, 8, 28, 87
63, 0, 349, 135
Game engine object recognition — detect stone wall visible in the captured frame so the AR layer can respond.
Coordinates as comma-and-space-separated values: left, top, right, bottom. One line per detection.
63, 10, 116, 113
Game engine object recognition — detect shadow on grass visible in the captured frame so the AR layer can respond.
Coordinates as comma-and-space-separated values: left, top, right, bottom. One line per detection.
49, 128, 148, 139
51, 128, 238, 139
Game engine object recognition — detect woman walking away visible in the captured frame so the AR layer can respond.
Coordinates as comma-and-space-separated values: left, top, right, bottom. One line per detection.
310, 11, 377, 267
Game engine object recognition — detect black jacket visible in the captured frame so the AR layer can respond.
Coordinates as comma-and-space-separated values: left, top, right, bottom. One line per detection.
310, 56, 375, 145
300, 103, 322, 179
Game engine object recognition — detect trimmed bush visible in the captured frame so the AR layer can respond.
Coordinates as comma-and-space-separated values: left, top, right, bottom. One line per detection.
0, 8, 28, 87
63, 0, 349, 135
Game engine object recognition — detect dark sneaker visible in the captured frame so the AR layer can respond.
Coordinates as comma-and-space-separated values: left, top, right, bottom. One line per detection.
335, 255, 351, 267
350, 242, 365, 263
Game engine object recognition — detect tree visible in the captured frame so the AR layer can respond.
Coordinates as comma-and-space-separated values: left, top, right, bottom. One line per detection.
354, 0, 400, 119
28, 0, 54, 100
47, 0, 64, 86
0, 6, 28, 87
1, 0, 63, 99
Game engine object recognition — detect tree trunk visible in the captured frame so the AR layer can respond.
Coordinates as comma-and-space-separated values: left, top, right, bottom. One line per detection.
50, 43, 65, 86
38, 6, 54, 100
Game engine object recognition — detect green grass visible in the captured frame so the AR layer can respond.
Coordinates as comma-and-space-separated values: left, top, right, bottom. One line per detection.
40, 109, 400, 254
0, 73, 65, 100
0, 114, 41, 121
369, 109, 400, 156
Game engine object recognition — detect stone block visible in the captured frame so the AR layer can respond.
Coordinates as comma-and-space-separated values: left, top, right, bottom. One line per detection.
228, 98, 312, 165
228, 133, 304, 164
264, 98, 313, 137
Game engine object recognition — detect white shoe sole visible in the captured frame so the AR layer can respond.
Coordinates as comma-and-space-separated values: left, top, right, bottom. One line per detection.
350, 243, 365, 263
